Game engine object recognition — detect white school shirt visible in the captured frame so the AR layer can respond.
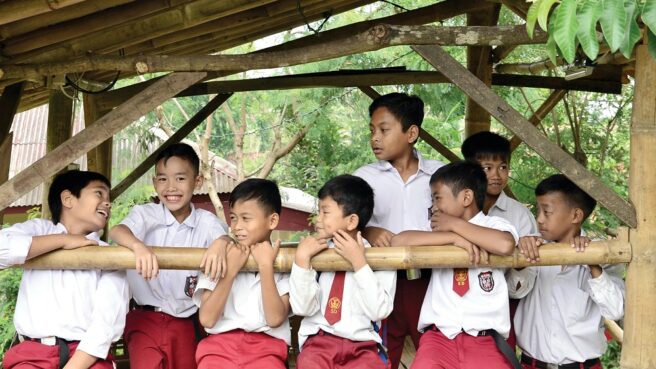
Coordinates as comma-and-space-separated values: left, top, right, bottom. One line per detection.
487, 191, 538, 237
192, 263, 292, 344
354, 150, 444, 233
289, 239, 397, 348
417, 212, 519, 339
0, 219, 129, 359
120, 202, 228, 318
507, 263, 625, 364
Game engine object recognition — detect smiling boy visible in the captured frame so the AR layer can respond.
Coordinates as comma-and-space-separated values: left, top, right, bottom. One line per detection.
290, 174, 396, 369
109, 143, 230, 369
193, 178, 291, 369
1, 170, 129, 369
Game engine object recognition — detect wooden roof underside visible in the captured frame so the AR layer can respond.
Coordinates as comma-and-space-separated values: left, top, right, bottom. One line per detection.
0, 0, 635, 112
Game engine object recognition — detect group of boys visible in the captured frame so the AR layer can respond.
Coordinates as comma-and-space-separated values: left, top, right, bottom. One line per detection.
0, 93, 624, 369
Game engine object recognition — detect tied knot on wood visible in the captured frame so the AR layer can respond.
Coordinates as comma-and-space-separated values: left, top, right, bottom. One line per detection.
366, 24, 392, 46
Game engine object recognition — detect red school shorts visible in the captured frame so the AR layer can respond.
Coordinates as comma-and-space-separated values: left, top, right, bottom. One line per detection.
3, 340, 113, 369
297, 331, 388, 369
196, 329, 288, 369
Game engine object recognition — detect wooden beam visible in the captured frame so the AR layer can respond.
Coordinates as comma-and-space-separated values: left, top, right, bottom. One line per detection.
22, 240, 631, 271
0, 0, 84, 25
413, 45, 637, 227
357, 86, 461, 162
621, 44, 656, 369
499, 0, 530, 19
464, 4, 500, 137
509, 89, 566, 151
0, 82, 25, 144
0, 132, 13, 225
111, 93, 232, 199
492, 74, 622, 94
0, 72, 207, 211
83, 94, 112, 177
41, 89, 74, 219
0, 25, 548, 81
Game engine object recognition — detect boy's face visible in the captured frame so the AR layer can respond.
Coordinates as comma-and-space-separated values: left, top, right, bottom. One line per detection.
66, 180, 111, 233
536, 192, 580, 242
315, 196, 356, 239
229, 199, 278, 247
369, 107, 417, 161
478, 157, 509, 197
153, 156, 202, 219
430, 181, 466, 219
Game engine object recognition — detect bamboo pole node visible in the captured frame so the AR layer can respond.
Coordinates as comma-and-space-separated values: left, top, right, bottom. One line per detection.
135, 61, 149, 74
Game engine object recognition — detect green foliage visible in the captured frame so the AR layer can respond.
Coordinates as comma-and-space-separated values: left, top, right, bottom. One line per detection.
0, 268, 21, 361
601, 340, 622, 369
527, 0, 654, 63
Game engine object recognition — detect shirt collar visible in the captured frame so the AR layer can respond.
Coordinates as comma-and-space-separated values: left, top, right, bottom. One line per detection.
53, 221, 102, 242
373, 149, 431, 175
490, 191, 509, 212
469, 211, 486, 225
161, 202, 198, 228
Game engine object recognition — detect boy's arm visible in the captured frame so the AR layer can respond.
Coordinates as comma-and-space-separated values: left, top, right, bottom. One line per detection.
391, 230, 460, 247
251, 240, 290, 328
587, 264, 626, 320
363, 226, 395, 248
506, 267, 538, 299
432, 212, 517, 255
289, 236, 327, 316
108, 224, 158, 280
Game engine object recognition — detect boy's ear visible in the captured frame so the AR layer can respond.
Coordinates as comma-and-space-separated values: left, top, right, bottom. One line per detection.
571, 208, 585, 224
406, 124, 419, 143
60, 190, 75, 209
461, 189, 474, 207
345, 214, 360, 232
194, 174, 204, 190
268, 212, 280, 230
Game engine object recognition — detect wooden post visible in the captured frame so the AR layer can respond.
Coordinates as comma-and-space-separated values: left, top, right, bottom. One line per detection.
83, 94, 112, 178
621, 44, 656, 369
0, 82, 25, 144
41, 88, 74, 219
0, 132, 13, 225
464, 5, 500, 138
0, 72, 207, 212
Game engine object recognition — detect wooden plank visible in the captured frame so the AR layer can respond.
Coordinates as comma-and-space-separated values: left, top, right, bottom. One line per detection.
111, 93, 231, 199
509, 89, 566, 151
492, 74, 622, 94
0, 25, 548, 81
0, 132, 13, 225
413, 45, 637, 227
22, 240, 631, 271
0, 81, 25, 144
0, 72, 207, 211
621, 44, 656, 369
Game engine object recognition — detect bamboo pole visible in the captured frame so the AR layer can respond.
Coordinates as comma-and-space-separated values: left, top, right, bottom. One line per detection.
604, 319, 623, 344
21, 240, 631, 271
620, 44, 656, 369
0, 25, 548, 81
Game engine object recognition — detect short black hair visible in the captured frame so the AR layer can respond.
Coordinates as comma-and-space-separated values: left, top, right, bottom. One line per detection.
48, 170, 111, 225
535, 174, 597, 219
369, 92, 424, 132
317, 174, 374, 231
156, 143, 200, 176
229, 178, 282, 215
429, 161, 487, 211
461, 131, 511, 162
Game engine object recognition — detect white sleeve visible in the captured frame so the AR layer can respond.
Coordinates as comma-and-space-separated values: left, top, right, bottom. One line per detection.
587, 264, 625, 321
487, 216, 519, 245
352, 266, 397, 321
202, 212, 229, 245
289, 262, 320, 316
77, 270, 130, 359
0, 219, 48, 269
193, 273, 217, 307
119, 205, 149, 240
517, 208, 538, 238
506, 267, 538, 299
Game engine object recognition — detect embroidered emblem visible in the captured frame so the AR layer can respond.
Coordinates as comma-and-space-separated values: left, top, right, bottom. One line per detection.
185, 275, 198, 298
478, 271, 494, 292
328, 296, 342, 314
454, 268, 468, 286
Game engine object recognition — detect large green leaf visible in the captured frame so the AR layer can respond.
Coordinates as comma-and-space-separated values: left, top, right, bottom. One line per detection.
538, 0, 560, 31
546, 16, 560, 64
620, 0, 642, 58
649, 29, 656, 60
552, 0, 578, 63
527, 0, 543, 38
643, 0, 656, 35
576, 0, 602, 60
599, 0, 627, 52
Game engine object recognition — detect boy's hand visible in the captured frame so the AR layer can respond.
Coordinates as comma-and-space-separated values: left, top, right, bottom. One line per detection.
200, 236, 234, 282
430, 211, 460, 233
452, 234, 486, 265
295, 236, 328, 269
250, 240, 280, 271
571, 235, 591, 252
518, 236, 544, 263
364, 227, 395, 247
226, 243, 250, 277
61, 235, 99, 250
333, 230, 367, 271
132, 242, 159, 280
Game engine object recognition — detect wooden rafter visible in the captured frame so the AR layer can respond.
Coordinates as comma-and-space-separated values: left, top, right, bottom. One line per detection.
509, 89, 567, 151
0, 0, 84, 25
0, 72, 208, 211
0, 24, 548, 81
0, 82, 25, 143
111, 93, 232, 199
413, 45, 637, 227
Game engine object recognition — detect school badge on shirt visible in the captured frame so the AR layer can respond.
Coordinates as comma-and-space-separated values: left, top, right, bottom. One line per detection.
478, 271, 495, 292
185, 275, 198, 297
